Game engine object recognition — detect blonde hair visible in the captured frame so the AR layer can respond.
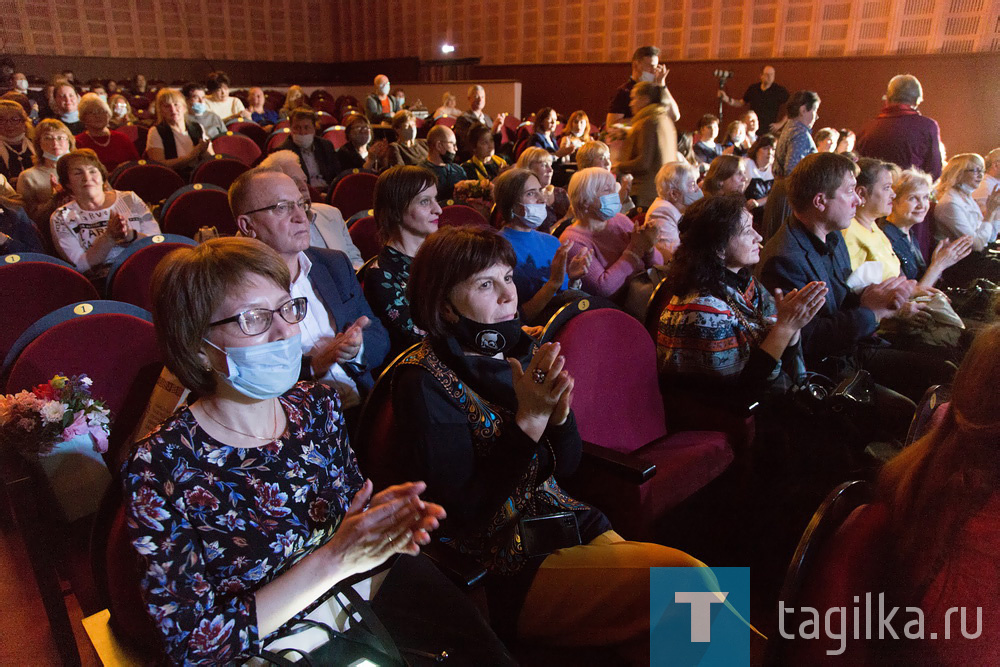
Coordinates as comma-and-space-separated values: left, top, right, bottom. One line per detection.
891, 168, 933, 200
516, 147, 553, 171
154, 88, 187, 125
0, 99, 32, 140
281, 85, 305, 115
575, 141, 610, 169
935, 153, 983, 200
31, 119, 76, 165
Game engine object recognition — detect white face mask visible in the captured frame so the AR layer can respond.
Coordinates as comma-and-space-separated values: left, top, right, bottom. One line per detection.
292, 133, 315, 149
15, 79, 28, 92
378, 83, 390, 96
516, 203, 548, 229
683, 186, 704, 206
114, 104, 128, 116
639, 71, 656, 83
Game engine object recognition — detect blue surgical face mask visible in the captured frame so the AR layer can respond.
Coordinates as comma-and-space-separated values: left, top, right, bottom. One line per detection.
191, 101, 207, 115
60, 110, 79, 123
516, 202, 548, 229
378, 83, 390, 96
597, 192, 622, 220
639, 71, 656, 83
203, 334, 302, 400
683, 187, 704, 207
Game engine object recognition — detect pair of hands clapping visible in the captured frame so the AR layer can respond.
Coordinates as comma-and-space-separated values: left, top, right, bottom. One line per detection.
509, 342, 574, 443
548, 240, 593, 286
311, 316, 369, 378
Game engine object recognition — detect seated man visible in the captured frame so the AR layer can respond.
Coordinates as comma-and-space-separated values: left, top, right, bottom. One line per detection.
757, 152, 954, 419
452, 84, 506, 157
420, 125, 466, 202
364, 74, 401, 124
229, 168, 389, 421
182, 82, 227, 139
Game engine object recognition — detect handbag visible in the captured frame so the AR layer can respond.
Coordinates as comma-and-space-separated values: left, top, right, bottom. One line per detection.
789, 369, 876, 418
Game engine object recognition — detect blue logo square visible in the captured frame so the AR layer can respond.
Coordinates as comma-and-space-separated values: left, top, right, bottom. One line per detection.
650, 566, 753, 666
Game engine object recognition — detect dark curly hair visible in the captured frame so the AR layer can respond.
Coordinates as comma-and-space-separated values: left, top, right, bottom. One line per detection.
663, 192, 748, 301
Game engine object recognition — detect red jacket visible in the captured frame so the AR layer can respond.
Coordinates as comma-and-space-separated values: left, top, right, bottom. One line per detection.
857, 104, 942, 179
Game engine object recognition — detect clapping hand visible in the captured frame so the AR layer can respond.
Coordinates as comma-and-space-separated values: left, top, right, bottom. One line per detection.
774, 282, 828, 333
567, 244, 593, 281
509, 342, 574, 442
106, 210, 130, 241
311, 316, 369, 377
930, 235, 974, 271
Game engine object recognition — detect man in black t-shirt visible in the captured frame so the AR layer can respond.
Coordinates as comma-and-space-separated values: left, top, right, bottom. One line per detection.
719, 65, 789, 132
606, 45, 680, 129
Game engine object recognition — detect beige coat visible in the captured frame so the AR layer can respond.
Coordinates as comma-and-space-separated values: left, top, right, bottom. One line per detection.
616, 103, 678, 208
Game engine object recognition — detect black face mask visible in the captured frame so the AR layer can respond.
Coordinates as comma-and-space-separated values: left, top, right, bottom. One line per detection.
449, 312, 522, 356
442, 150, 457, 164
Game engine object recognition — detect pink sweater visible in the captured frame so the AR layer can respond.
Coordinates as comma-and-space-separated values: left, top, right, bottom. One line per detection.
559, 213, 663, 298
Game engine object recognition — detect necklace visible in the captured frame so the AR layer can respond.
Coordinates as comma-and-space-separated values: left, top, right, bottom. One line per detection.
200, 398, 282, 442
88, 132, 112, 147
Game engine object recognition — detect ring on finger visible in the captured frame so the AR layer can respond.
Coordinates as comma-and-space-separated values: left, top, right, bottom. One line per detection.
532, 368, 547, 384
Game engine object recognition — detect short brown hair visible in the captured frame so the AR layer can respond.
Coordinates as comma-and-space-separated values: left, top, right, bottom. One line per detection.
492, 168, 535, 223
373, 165, 438, 245
56, 149, 109, 190
787, 152, 859, 213
150, 237, 291, 395
390, 109, 415, 131
289, 106, 317, 127
701, 155, 743, 195
32, 119, 76, 165
408, 226, 518, 338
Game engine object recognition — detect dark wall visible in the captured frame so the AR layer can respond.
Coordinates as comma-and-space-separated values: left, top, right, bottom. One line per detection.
474, 52, 1000, 157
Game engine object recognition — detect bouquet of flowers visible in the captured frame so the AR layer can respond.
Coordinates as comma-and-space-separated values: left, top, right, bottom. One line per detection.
0, 374, 111, 458
453, 178, 495, 220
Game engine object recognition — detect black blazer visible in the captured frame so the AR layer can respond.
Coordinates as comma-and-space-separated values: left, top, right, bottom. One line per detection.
756, 216, 878, 366
300, 248, 390, 394
278, 136, 342, 185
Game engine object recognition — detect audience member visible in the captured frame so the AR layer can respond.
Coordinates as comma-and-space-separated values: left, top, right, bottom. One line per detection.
257, 150, 364, 268
391, 88, 406, 110
494, 168, 592, 322
433, 91, 461, 120
387, 109, 428, 167
107, 94, 137, 129
130, 73, 147, 96
279, 85, 306, 120
365, 74, 400, 124
336, 115, 378, 171
741, 109, 760, 145
561, 167, 662, 300
0, 200, 43, 253
145, 88, 213, 173
606, 45, 679, 128
970, 147, 1000, 211
0, 99, 34, 183
842, 158, 904, 282
16, 118, 74, 224
393, 225, 706, 662
814, 127, 839, 153
559, 110, 591, 158
278, 107, 341, 191
615, 82, 678, 208
365, 165, 441, 356
933, 152, 1000, 283
246, 86, 279, 128
702, 155, 750, 200
836, 129, 856, 154
517, 147, 570, 232
721, 120, 749, 156
645, 160, 702, 261
575, 140, 612, 170
461, 123, 507, 181
718, 65, 790, 132
453, 85, 506, 155
526, 107, 573, 158
48, 81, 83, 133
73, 92, 139, 171
762, 90, 821, 238
744, 133, 776, 208
182, 82, 227, 139
420, 125, 465, 202
692, 114, 722, 166
50, 149, 158, 280
857, 74, 942, 179
203, 71, 250, 123
230, 168, 388, 412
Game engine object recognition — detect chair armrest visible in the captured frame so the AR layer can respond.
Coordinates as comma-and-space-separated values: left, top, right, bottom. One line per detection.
421, 539, 487, 589
581, 441, 656, 484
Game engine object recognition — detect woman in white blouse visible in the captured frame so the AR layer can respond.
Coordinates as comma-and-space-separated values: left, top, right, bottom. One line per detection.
934, 153, 1000, 283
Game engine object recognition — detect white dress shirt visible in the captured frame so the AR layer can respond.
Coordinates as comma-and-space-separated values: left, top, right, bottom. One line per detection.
971, 173, 1000, 213
935, 187, 1000, 252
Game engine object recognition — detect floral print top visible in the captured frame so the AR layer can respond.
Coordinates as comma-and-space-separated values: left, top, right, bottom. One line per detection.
363, 244, 426, 358
122, 382, 363, 665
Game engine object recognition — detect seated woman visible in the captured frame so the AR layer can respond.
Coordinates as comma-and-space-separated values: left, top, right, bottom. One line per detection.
743, 133, 776, 209
702, 155, 750, 201
813, 127, 839, 153
836, 128, 856, 154
0, 99, 35, 184
880, 168, 972, 287
646, 161, 702, 261
182, 82, 227, 140
16, 118, 74, 225
387, 109, 428, 167
107, 94, 137, 129
516, 147, 569, 233
277, 107, 342, 192
432, 92, 461, 121
494, 168, 592, 323
875, 325, 1000, 666
203, 70, 250, 123
364, 165, 441, 358
526, 107, 574, 159
73, 93, 139, 171
246, 86, 279, 129
933, 152, 1000, 284
145, 88, 213, 174
721, 120, 749, 157
125, 236, 509, 665
560, 167, 662, 300
461, 123, 507, 181
337, 115, 379, 172
279, 85, 307, 120
392, 224, 707, 661
49, 149, 159, 280
842, 158, 907, 284
558, 110, 591, 159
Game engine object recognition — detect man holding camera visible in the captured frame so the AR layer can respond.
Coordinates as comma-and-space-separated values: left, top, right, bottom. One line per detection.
719, 65, 789, 132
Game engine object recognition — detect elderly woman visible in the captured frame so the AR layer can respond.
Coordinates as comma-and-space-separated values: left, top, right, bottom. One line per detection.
277, 107, 342, 191
124, 236, 507, 665
108, 94, 137, 129
337, 115, 380, 172
933, 153, 1000, 284
182, 82, 227, 140
880, 168, 972, 287
615, 81, 678, 208
49, 149, 158, 279
203, 71, 250, 123
526, 107, 574, 159
391, 225, 706, 662
0, 99, 34, 183
279, 85, 307, 120
432, 92, 461, 121
701, 155, 750, 199
560, 167, 662, 300
762, 90, 821, 239
246, 86, 279, 129
387, 109, 428, 167
516, 147, 569, 232
145, 88, 213, 173
558, 110, 591, 157
494, 168, 592, 322
16, 118, 74, 224
645, 161, 702, 261
461, 123, 507, 181
744, 133, 776, 208
364, 165, 442, 358
73, 93, 139, 171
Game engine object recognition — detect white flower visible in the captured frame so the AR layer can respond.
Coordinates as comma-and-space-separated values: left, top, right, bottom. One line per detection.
81, 377, 93, 387
40, 401, 67, 425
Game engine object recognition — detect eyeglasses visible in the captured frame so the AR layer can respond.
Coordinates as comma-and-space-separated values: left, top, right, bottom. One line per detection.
208, 297, 308, 336
965, 168, 985, 175
242, 197, 312, 218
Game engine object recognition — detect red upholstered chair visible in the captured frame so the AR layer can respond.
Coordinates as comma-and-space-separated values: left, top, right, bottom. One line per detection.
266, 127, 292, 153
0, 255, 98, 368
106, 234, 196, 311
552, 308, 734, 539
330, 171, 378, 220
273, 119, 291, 131
767, 481, 886, 665
228, 121, 269, 151
160, 185, 237, 238
434, 116, 456, 128
906, 384, 951, 446
316, 111, 339, 131
110, 161, 185, 206
115, 123, 149, 155
190, 155, 249, 190
438, 204, 489, 228
348, 214, 380, 262
323, 125, 348, 150
211, 131, 262, 166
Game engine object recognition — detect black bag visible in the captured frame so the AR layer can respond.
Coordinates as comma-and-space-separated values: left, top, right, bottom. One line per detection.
944, 278, 999, 321
789, 369, 876, 418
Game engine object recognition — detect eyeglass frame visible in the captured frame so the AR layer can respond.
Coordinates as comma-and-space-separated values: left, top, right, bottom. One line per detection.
208, 297, 309, 336
241, 197, 312, 218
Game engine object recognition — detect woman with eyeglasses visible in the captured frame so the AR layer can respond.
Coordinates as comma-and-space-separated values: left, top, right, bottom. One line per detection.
933, 153, 1000, 284
123, 236, 510, 665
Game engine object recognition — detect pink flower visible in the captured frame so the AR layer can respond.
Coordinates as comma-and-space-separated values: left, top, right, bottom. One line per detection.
61, 411, 89, 440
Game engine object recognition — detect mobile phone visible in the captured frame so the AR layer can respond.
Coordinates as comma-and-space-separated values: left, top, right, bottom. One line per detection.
519, 512, 581, 557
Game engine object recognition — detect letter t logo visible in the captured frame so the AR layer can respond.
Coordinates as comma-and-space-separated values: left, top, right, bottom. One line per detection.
675, 591, 729, 642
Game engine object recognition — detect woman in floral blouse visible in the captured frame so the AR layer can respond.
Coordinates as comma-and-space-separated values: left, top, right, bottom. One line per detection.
364, 165, 442, 359
122, 237, 491, 665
